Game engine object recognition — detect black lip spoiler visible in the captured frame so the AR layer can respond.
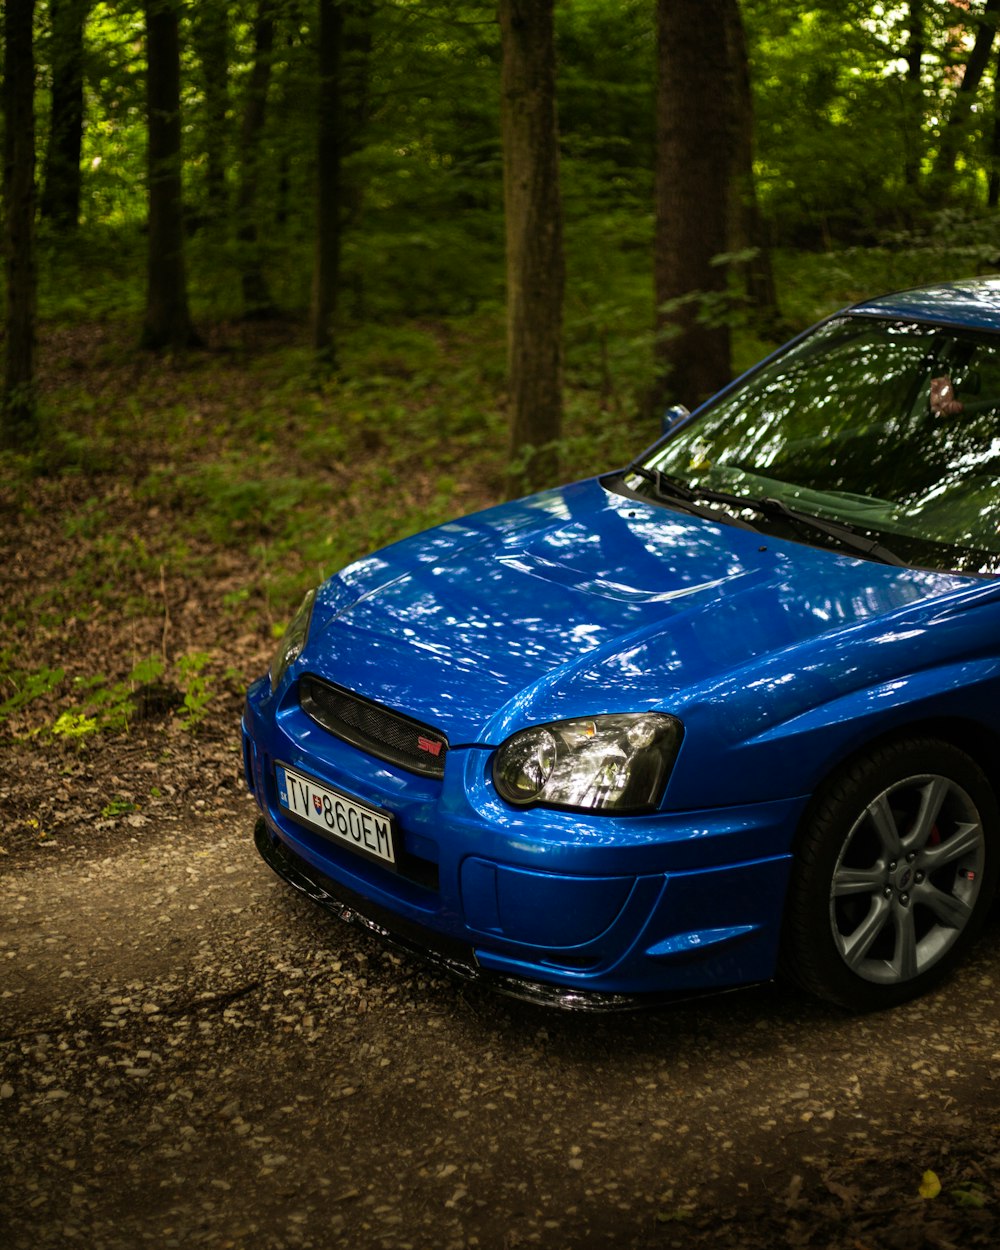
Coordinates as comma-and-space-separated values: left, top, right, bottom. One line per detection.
253, 818, 742, 1013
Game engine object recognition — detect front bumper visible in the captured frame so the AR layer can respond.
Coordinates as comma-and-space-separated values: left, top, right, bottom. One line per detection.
243, 681, 803, 1004
254, 817, 656, 1010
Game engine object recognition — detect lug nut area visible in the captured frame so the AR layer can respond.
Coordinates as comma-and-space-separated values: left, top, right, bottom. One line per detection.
881, 855, 925, 904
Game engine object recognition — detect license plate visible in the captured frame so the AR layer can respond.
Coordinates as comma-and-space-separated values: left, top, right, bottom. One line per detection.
276, 764, 396, 868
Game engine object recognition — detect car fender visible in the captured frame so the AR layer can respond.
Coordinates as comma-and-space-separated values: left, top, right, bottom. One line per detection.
664, 653, 1000, 815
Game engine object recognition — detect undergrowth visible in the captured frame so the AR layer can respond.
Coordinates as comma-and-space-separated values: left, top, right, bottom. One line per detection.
0, 652, 239, 739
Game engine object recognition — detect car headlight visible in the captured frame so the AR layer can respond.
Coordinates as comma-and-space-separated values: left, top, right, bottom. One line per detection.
492, 713, 683, 813
269, 588, 317, 691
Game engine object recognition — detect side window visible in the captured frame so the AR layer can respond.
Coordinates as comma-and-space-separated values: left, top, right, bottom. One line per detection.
961, 343, 1000, 412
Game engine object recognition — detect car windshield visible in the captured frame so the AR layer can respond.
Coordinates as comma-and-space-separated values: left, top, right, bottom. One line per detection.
628, 314, 1000, 575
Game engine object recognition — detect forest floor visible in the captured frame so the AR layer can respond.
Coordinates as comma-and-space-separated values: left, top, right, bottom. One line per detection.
0, 315, 511, 867
3, 316, 1000, 1248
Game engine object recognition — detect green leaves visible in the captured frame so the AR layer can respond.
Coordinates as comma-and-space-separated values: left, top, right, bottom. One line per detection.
0, 652, 225, 739
0, 663, 66, 719
175, 651, 215, 731
950, 1184, 988, 1209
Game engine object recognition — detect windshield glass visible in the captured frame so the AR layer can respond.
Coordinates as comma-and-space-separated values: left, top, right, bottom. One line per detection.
633, 315, 1000, 575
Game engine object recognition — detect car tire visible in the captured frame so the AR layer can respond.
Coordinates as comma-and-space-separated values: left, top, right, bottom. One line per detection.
782, 737, 999, 1011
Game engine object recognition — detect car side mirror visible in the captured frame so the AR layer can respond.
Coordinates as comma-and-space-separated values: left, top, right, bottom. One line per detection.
661, 404, 690, 436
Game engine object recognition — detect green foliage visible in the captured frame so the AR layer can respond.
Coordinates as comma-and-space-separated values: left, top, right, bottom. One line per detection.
12, 0, 1000, 338
36, 227, 147, 322
52, 712, 100, 739
746, 0, 1000, 241
78, 3, 148, 227
175, 651, 214, 730
18, 0, 658, 323
950, 1184, 988, 1209
101, 797, 138, 818
0, 661, 66, 718
0, 651, 230, 739
557, 0, 655, 173
65, 659, 167, 735
139, 459, 318, 546
15, 0, 1000, 350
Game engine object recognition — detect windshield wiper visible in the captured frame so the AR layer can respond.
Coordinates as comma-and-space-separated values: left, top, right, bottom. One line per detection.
626, 468, 906, 565
626, 467, 761, 532
686, 482, 907, 565
744, 495, 907, 566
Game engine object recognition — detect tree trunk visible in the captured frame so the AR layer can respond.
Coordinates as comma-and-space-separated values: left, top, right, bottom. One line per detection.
650, 0, 740, 415
500, 0, 564, 496
991, 42, 1000, 207
192, 4, 229, 226
41, 0, 89, 231
273, 27, 298, 231
651, 0, 737, 414
931, 0, 1000, 194
310, 0, 344, 365
141, 0, 199, 350
237, 0, 278, 318
726, 0, 780, 337
3, 0, 38, 449
342, 0, 374, 225
904, 0, 924, 191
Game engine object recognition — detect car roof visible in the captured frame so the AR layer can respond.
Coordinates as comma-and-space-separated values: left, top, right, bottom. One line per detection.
851, 275, 1000, 332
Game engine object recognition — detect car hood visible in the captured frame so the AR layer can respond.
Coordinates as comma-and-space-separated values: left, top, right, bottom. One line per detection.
304, 478, 977, 744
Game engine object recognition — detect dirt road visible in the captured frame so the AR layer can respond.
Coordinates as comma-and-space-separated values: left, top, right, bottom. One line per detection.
3, 799, 1000, 1248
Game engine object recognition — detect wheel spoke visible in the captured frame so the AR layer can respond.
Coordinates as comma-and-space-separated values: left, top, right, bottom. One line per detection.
839, 896, 892, 970
867, 793, 903, 859
921, 821, 982, 872
807, 748, 988, 1001
891, 904, 918, 981
914, 881, 973, 930
832, 865, 884, 898
904, 777, 950, 852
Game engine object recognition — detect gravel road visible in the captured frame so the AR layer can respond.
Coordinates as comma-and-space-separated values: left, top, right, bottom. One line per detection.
4, 798, 1000, 1249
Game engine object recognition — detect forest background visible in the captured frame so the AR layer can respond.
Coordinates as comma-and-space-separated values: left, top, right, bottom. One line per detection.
4, 0, 1000, 844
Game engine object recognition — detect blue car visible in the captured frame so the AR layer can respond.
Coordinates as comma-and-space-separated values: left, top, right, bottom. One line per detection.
243, 277, 1000, 1011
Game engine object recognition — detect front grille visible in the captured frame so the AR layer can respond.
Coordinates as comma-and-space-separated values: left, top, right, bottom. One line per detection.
299, 675, 449, 779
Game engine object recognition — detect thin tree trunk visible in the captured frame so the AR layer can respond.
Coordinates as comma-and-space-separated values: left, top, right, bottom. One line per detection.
990, 41, 1000, 207
931, 0, 1000, 194
904, 0, 924, 191
3, 0, 38, 448
651, 0, 736, 412
192, 5, 229, 226
310, 0, 344, 365
342, 0, 373, 225
141, 0, 199, 349
237, 0, 278, 318
274, 28, 297, 231
500, 0, 564, 496
726, 0, 780, 337
41, 0, 89, 231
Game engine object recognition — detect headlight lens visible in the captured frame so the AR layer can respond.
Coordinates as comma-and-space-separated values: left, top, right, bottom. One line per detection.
269, 588, 317, 691
492, 713, 683, 813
